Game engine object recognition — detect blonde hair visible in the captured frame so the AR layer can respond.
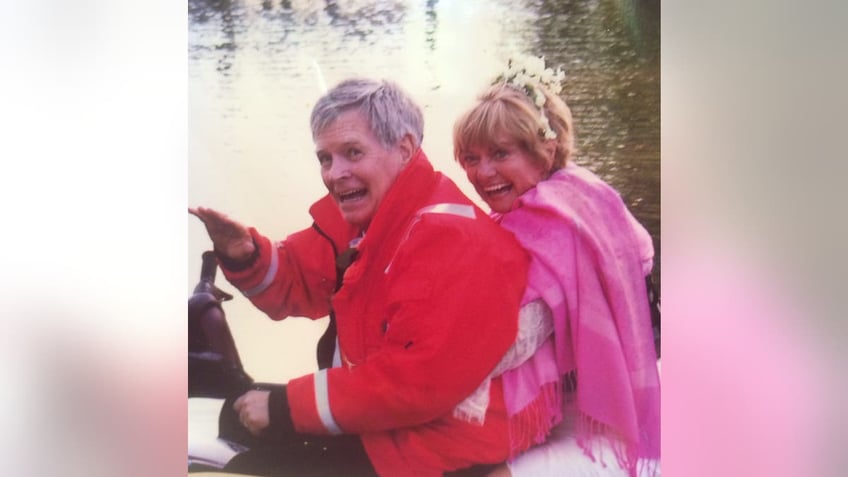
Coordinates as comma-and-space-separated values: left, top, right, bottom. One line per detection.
453, 81, 575, 171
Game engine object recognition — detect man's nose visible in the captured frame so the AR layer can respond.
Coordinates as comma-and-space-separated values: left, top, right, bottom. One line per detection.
326, 156, 351, 181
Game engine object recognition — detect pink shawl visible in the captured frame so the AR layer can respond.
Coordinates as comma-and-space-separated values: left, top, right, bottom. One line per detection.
498, 163, 660, 474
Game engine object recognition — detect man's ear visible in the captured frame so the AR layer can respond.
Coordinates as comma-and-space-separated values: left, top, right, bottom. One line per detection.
398, 133, 417, 164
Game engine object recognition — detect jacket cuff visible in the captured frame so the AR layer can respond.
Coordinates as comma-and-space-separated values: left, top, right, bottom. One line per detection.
266, 386, 296, 440
215, 235, 260, 272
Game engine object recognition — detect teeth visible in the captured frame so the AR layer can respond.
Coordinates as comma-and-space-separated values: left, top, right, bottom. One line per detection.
484, 184, 510, 193
338, 189, 366, 202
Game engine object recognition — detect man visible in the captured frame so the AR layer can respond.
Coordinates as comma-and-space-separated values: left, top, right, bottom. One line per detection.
190, 78, 532, 476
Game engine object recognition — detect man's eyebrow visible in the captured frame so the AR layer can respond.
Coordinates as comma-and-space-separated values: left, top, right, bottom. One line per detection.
317, 139, 362, 151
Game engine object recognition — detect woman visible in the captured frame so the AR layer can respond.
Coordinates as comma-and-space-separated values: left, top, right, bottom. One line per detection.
452, 58, 661, 476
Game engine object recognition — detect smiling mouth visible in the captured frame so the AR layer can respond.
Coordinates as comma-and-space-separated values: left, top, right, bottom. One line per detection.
338, 188, 367, 203
483, 183, 512, 196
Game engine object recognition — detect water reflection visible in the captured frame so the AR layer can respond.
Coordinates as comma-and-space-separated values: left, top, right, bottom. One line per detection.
188, 0, 660, 380
424, 0, 437, 50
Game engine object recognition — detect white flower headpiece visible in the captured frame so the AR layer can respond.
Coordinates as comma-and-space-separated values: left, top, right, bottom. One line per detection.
492, 55, 566, 140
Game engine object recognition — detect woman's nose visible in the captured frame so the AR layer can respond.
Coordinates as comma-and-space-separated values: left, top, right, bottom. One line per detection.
477, 157, 496, 177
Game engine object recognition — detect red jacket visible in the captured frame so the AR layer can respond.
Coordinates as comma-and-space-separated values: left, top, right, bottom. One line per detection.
221, 151, 532, 475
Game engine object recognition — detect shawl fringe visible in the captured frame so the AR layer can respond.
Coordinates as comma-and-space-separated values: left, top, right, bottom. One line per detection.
507, 380, 563, 458
575, 411, 660, 477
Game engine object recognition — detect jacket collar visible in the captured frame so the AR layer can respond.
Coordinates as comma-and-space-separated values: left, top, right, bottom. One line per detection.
357, 148, 437, 252
309, 194, 360, 252
309, 148, 437, 253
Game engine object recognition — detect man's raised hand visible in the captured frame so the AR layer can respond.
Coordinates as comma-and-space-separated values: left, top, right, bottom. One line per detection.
189, 207, 256, 263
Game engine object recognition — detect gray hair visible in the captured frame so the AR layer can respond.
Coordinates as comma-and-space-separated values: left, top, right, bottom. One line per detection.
310, 78, 424, 150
